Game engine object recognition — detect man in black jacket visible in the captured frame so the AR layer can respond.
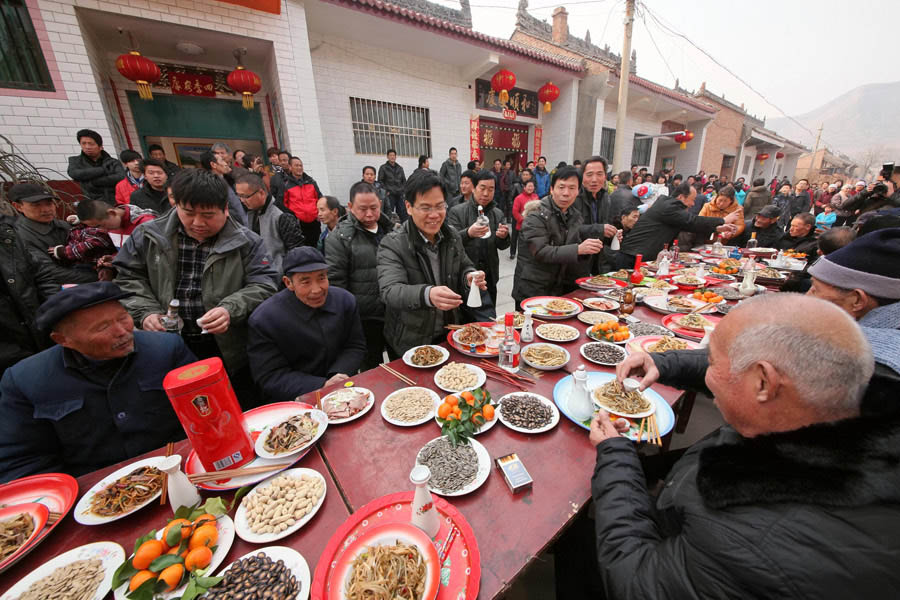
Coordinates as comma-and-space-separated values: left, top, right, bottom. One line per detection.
147, 144, 181, 179
378, 149, 407, 222
734, 204, 784, 248
573, 156, 617, 274
129, 159, 170, 213
449, 170, 476, 208
590, 293, 899, 598
439, 147, 461, 198
778, 212, 817, 255
66, 129, 124, 204
619, 182, 739, 264
609, 170, 634, 213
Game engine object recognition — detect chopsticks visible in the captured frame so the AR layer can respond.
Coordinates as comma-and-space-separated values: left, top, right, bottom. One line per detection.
187, 463, 286, 484
637, 415, 663, 446
688, 302, 716, 315
379, 363, 416, 386
484, 372, 526, 391
315, 390, 322, 411
478, 359, 532, 391
47, 511, 63, 525
159, 441, 175, 506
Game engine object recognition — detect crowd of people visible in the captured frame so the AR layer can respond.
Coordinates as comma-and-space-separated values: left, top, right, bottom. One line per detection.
1, 130, 899, 596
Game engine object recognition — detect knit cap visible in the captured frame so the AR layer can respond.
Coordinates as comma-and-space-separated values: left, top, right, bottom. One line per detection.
808, 228, 900, 299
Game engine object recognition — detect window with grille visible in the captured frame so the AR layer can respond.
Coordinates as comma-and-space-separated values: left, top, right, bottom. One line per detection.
742, 155, 752, 175
350, 98, 431, 157
0, 0, 54, 91
632, 133, 652, 166
600, 127, 615, 162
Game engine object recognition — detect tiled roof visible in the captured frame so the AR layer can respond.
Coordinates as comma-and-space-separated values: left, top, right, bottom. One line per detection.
611, 73, 717, 114
320, 0, 587, 73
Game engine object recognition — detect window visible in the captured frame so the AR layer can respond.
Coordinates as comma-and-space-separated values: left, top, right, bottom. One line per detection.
741, 155, 752, 175
0, 0, 54, 91
600, 127, 615, 161
349, 98, 431, 157
721, 155, 735, 170
632, 133, 652, 166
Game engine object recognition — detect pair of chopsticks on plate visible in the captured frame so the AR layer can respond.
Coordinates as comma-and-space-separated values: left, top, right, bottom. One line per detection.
688, 302, 716, 315
637, 414, 662, 446
187, 463, 287, 484
478, 359, 531, 391
379, 363, 416, 386
159, 441, 176, 506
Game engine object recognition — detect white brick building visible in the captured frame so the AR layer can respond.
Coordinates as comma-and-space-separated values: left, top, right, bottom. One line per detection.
1, 0, 587, 199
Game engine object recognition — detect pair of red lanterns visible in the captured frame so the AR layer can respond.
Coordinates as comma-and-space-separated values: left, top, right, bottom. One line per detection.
490, 68, 561, 113
115, 49, 261, 109
756, 152, 785, 164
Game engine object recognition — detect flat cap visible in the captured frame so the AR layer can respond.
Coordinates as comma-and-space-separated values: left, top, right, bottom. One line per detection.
35, 281, 134, 332
758, 205, 782, 218
282, 246, 328, 275
8, 182, 54, 204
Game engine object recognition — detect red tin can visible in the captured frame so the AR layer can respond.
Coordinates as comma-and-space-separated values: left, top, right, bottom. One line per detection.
163, 357, 255, 473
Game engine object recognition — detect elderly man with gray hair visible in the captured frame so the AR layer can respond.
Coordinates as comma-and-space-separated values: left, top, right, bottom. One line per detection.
588, 293, 900, 598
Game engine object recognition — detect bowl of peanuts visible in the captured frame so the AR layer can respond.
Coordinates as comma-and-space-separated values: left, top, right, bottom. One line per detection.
234, 468, 327, 543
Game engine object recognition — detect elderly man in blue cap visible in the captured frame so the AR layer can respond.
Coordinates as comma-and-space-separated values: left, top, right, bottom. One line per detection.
0, 282, 196, 482
247, 247, 366, 402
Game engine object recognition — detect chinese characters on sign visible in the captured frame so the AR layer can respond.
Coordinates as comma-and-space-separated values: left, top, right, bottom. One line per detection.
479, 121, 530, 152
475, 79, 540, 119
469, 116, 480, 162
502, 108, 517, 120
170, 72, 216, 97
533, 127, 543, 163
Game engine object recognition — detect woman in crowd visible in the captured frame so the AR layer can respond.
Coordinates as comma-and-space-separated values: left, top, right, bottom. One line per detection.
510, 179, 539, 259
699, 184, 745, 239
830, 184, 855, 227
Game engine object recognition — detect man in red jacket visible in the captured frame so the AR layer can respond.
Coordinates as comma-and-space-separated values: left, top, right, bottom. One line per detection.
281, 156, 323, 247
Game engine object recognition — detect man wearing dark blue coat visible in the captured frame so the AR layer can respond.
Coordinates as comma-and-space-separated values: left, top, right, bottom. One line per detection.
0, 282, 195, 482
248, 247, 366, 402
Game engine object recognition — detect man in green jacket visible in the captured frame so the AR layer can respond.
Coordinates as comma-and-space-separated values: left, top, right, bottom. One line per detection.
114, 169, 278, 406
377, 171, 486, 356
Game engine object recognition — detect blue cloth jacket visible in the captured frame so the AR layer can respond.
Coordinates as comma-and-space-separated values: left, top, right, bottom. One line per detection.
0, 331, 196, 482
247, 287, 366, 402
533, 167, 551, 198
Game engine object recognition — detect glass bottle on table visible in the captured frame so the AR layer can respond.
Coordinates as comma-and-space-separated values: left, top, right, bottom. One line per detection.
655, 243, 670, 265
671, 239, 680, 263
498, 312, 520, 373
160, 299, 184, 334
476, 205, 491, 239
745, 231, 758, 250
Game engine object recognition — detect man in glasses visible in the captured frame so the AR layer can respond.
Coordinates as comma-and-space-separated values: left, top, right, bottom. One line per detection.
235, 172, 305, 276
377, 171, 486, 356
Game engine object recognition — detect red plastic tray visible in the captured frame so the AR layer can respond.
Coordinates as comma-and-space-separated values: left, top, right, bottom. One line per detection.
311, 491, 481, 600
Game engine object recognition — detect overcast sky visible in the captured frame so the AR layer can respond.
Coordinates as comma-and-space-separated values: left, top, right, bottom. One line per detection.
437, 0, 900, 122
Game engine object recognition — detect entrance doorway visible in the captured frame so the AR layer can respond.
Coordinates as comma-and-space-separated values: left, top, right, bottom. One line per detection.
478, 119, 530, 172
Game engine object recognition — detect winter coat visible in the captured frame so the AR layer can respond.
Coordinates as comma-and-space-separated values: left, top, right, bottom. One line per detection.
13, 217, 98, 285
734, 187, 746, 205
734, 219, 784, 249
281, 172, 322, 224
114, 177, 140, 206
160, 160, 181, 179
573, 187, 618, 273
247, 196, 305, 276
439, 159, 461, 197
269, 171, 285, 205
377, 161, 407, 198
0, 331, 196, 482
830, 192, 854, 217
533, 167, 551, 198
0, 217, 56, 373
106, 205, 157, 248
591, 347, 900, 599
776, 192, 811, 228
512, 192, 538, 230
609, 185, 636, 215
698, 200, 745, 236
113, 209, 278, 371
512, 196, 592, 302
325, 212, 394, 321
129, 182, 170, 214
620, 195, 725, 260
377, 220, 475, 355
778, 231, 818, 256
67, 150, 125, 204
447, 199, 510, 287
742, 185, 770, 219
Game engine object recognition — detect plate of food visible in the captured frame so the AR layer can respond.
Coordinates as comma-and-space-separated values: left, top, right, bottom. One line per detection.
576, 275, 627, 291
520, 296, 583, 319
381, 387, 441, 427
705, 271, 736, 282
602, 287, 629, 302
254, 409, 329, 460
706, 286, 744, 300
688, 289, 726, 304
208, 546, 309, 600
1, 540, 124, 600
327, 523, 439, 600
591, 379, 656, 418
577, 310, 619, 325
632, 286, 669, 301
586, 321, 632, 344
582, 297, 620, 311
402, 344, 450, 368
415, 436, 491, 497
521, 343, 571, 371
73, 457, 166, 525
495, 311, 526, 328
434, 362, 486, 393
0, 504, 48, 572
627, 321, 672, 338
496, 392, 559, 434
662, 313, 721, 340
627, 335, 700, 354
644, 295, 718, 314
727, 281, 767, 294
320, 387, 375, 424
447, 322, 519, 357
741, 246, 778, 255
579, 341, 627, 366
535, 322, 580, 342
234, 469, 326, 544
673, 312, 718, 332
749, 266, 788, 284
672, 274, 706, 288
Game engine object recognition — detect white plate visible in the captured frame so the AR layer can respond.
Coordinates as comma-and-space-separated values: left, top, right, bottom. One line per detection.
254, 409, 329, 460
112, 516, 235, 600
671, 275, 706, 287
402, 345, 450, 369
728, 282, 767, 294
643, 294, 717, 314
521, 342, 571, 371
577, 311, 619, 325
579, 341, 628, 366
590, 377, 657, 419
434, 409, 498, 435
1, 541, 124, 600
452, 324, 493, 347
416, 436, 491, 497
74, 457, 166, 525
496, 392, 560, 434
585, 325, 634, 345
214, 546, 310, 600
234, 468, 327, 544
534, 323, 580, 342
320, 387, 376, 424
381, 387, 441, 427
582, 297, 620, 312
433, 363, 486, 393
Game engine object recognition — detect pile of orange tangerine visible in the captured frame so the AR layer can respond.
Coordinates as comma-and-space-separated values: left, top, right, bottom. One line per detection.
436, 391, 495, 424
128, 514, 219, 592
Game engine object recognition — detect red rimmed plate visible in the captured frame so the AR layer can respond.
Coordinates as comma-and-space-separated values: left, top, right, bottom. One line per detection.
520, 296, 584, 319
627, 335, 702, 354
327, 522, 440, 600
0, 472, 78, 574
0, 503, 48, 572
661, 314, 721, 340
311, 491, 480, 600
575, 276, 627, 292
446, 322, 520, 357
185, 401, 315, 491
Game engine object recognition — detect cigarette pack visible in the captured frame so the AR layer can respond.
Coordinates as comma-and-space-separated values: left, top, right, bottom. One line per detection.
495, 453, 533, 493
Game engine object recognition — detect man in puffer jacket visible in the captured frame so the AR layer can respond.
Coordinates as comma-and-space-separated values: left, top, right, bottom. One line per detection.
280, 156, 322, 247
66, 129, 125, 204
588, 293, 900, 599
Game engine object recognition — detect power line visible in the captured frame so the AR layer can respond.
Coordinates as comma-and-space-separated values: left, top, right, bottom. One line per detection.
598, 0, 623, 47
468, 0, 610, 9
636, 3, 676, 85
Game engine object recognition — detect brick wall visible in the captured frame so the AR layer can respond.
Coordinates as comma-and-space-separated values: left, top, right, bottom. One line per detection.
698, 103, 744, 178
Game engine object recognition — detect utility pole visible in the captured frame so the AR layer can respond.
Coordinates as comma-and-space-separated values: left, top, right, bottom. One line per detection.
810, 123, 823, 173
612, 0, 635, 171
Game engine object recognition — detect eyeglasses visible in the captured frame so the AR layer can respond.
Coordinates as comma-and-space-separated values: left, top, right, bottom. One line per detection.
237, 189, 262, 200
413, 203, 447, 214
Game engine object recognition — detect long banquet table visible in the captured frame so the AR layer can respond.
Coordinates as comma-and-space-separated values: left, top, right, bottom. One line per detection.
0, 286, 696, 599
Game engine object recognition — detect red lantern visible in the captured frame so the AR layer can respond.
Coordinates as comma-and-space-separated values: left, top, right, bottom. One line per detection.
227, 66, 262, 110
490, 69, 516, 105
116, 51, 161, 100
756, 153, 770, 164
538, 82, 560, 113
673, 130, 694, 150
775, 151, 785, 159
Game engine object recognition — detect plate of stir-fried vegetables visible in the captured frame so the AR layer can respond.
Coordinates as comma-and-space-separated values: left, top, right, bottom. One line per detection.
74, 458, 166, 525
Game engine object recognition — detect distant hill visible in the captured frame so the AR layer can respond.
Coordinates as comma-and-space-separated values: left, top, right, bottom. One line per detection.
767, 81, 900, 164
